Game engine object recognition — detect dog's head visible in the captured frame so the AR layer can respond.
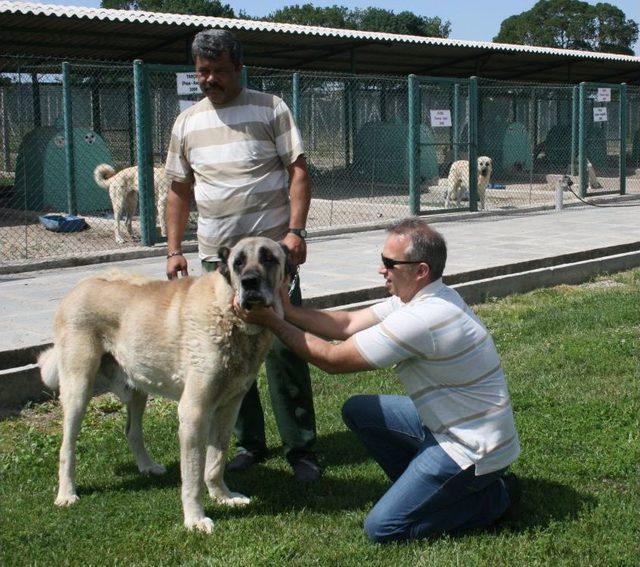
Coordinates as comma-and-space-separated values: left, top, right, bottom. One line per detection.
478, 156, 493, 177
559, 174, 573, 189
218, 237, 289, 311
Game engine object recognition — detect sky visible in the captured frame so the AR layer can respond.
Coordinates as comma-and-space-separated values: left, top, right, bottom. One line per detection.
32, 0, 640, 54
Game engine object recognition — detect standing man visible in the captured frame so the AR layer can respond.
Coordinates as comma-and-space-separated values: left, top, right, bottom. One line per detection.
164, 29, 320, 482
236, 218, 520, 542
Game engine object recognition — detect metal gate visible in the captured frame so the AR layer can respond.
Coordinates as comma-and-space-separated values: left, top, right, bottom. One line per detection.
408, 75, 477, 214
578, 82, 627, 197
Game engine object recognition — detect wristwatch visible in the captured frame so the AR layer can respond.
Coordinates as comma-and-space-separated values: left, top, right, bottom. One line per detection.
287, 228, 307, 238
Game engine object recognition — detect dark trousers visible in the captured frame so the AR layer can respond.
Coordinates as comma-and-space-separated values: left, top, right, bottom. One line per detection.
202, 261, 317, 463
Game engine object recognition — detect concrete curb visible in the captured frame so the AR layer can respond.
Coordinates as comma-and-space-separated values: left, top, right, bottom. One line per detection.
3, 247, 640, 409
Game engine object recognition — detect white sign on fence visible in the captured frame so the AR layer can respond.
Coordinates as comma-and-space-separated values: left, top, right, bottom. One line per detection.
176, 72, 200, 95
596, 88, 611, 102
593, 107, 608, 122
430, 109, 452, 127
179, 99, 198, 112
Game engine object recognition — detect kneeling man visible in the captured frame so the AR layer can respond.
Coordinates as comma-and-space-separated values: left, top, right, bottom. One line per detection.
236, 218, 520, 542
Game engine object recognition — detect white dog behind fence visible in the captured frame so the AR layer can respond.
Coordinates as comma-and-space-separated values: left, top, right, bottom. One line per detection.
94, 164, 169, 244
445, 156, 493, 210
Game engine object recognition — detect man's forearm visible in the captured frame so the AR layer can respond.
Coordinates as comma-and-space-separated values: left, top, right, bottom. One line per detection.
166, 183, 191, 251
285, 304, 357, 341
271, 316, 333, 369
288, 158, 311, 229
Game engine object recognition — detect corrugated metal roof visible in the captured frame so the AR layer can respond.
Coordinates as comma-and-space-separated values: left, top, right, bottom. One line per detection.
1, 1, 638, 83
3, 1, 639, 63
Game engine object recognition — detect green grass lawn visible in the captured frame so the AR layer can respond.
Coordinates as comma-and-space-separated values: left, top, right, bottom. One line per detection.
1, 270, 639, 566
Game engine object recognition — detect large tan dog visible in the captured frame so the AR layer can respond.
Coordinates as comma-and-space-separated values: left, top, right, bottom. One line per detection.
39, 237, 289, 533
94, 164, 169, 244
444, 156, 493, 210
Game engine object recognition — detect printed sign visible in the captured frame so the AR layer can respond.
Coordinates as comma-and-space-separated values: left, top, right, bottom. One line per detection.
179, 99, 198, 112
430, 109, 452, 128
596, 88, 611, 102
593, 107, 608, 122
176, 72, 200, 95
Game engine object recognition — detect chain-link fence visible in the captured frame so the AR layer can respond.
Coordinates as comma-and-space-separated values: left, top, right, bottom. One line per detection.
629, 86, 640, 195
1, 54, 637, 265
0, 56, 145, 263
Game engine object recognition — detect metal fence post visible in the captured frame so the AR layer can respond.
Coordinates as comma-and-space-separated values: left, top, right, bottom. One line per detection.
578, 82, 587, 197
31, 72, 41, 128
408, 74, 420, 215
133, 59, 155, 246
453, 83, 460, 162
571, 85, 578, 176
292, 72, 300, 124
468, 76, 479, 212
241, 67, 248, 88
344, 78, 354, 167
61, 61, 77, 216
620, 83, 627, 195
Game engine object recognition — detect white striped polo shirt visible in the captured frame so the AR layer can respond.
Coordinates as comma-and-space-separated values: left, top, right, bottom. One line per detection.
354, 278, 520, 475
164, 88, 304, 260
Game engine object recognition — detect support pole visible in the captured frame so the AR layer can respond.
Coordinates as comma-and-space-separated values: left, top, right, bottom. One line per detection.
578, 82, 587, 197
453, 83, 460, 162
468, 76, 479, 211
292, 72, 300, 124
571, 85, 578, 176
619, 83, 627, 195
133, 59, 155, 246
408, 74, 420, 215
62, 62, 77, 215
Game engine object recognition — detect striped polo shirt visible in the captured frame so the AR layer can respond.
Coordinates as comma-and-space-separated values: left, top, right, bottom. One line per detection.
164, 89, 304, 260
354, 278, 520, 475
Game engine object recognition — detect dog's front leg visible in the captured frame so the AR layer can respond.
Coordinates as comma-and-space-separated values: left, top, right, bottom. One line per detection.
178, 388, 214, 534
205, 392, 251, 507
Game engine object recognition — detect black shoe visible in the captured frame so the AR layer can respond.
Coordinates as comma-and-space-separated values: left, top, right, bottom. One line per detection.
226, 451, 264, 472
291, 456, 322, 483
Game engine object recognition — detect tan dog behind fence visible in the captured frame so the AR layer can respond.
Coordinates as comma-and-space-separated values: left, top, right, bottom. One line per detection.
39, 236, 289, 534
94, 164, 169, 244
444, 156, 493, 211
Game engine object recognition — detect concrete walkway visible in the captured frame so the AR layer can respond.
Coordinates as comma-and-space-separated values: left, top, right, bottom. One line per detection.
1, 203, 639, 362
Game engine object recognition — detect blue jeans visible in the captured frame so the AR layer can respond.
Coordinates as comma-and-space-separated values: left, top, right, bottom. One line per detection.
342, 394, 510, 543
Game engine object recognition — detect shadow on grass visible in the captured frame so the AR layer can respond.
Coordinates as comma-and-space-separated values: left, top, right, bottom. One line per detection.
81, 439, 595, 533
489, 476, 597, 534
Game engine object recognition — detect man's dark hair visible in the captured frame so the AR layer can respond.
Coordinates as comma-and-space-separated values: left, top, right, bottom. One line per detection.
191, 29, 243, 66
387, 217, 447, 280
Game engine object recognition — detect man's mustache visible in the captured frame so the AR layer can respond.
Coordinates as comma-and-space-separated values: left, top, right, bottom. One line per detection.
202, 83, 223, 91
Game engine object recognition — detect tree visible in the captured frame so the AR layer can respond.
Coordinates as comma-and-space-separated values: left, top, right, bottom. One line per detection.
349, 7, 450, 37
263, 4, 349, 28
493, 0, 638, 55
264, 4, 450, 38
100, 0, 235, 18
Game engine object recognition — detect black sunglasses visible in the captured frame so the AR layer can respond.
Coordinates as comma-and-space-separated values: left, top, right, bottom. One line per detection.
381, 254, 426, 270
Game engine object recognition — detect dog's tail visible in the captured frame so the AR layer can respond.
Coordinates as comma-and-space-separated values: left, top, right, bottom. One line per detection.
94, 163, 116, 190
39, 346, 60, 391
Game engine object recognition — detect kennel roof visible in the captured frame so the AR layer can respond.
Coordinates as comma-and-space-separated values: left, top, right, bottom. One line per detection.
1, 1, 639, 84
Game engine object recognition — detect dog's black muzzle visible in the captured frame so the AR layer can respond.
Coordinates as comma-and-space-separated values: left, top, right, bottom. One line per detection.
240, 270, 269, 310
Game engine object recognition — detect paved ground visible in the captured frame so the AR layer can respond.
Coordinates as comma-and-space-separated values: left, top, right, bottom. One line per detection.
1, 203, 639, 355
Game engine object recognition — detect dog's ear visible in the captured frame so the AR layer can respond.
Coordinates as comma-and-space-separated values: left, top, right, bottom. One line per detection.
217, 246, 232, 284
280, 243, 296, 280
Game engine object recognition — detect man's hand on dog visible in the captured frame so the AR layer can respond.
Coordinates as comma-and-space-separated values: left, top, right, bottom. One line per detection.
166, 255, 189, 280
233, 283, 290, 327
